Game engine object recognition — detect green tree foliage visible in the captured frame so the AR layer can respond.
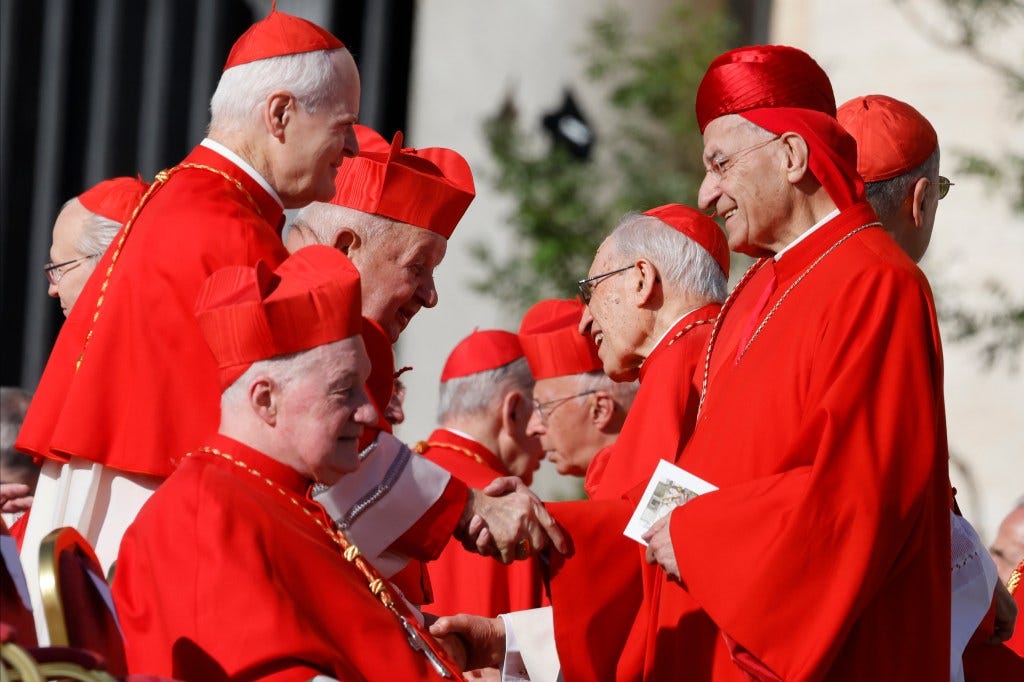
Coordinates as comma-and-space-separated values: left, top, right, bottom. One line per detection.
473, 3, 735, 312
896, 0, 1024, 370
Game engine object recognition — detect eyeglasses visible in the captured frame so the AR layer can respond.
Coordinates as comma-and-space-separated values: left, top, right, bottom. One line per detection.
938, 176, 953, 200
707, 136, 780, 176
43, 255, 97, 285
577, 265, 635, 304
532, 390, 598, 423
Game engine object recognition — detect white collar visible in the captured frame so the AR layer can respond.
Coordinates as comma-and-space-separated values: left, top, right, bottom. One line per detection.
640, 305, 702, 369
774, 208, 840, 261
200, 138, 283, 209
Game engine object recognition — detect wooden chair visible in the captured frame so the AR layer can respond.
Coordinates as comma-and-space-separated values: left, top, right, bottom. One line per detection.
38, 528, 127, 677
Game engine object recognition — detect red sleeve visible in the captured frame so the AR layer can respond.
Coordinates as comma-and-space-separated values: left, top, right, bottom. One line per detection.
670, 264, 950, 680
389, 476, 469, 560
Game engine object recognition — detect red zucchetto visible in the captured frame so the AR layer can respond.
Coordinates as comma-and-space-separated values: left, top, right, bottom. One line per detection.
223, 4, 344, 71
77, 176, 149, 225
440, 330, 524, 382
331, 125, 476, 240
195, 245, 362, 389
518, 299, 602, 380
696, 45, 864, 210
837, 95, 938, 183
642, 204, 730, 277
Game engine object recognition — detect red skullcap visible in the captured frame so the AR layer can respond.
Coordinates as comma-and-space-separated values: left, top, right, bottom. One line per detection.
696, 45, 863, 209
518, 299, 602, 380
223, 5, 344, 71
440, 330, 523, 382
642, 204, 730, 277
837, 95, 938, 183
331, 125, 476, 239
195, 245, 362, 389
77, 176, 148, 226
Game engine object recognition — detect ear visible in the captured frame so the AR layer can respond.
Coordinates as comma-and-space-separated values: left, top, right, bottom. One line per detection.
501, 390, 525, 435
248, 376, 279, 426
633, 258, 660, 306
333, 226, 359, 255
910, 176, 931, 229
779, 132, 811, 184
263, 91, 295, 140
590, 391, 615, 430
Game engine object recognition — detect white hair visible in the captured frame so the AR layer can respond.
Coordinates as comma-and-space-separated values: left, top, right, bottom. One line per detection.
864, 148, 940, 226
209, 48, 345, 134
437, 357, 534, 423
222, 344, 326, 406
575, 370, 638, 409
76, 212, 121, 258
291, 202, 396, 246
608, 213, 727, 303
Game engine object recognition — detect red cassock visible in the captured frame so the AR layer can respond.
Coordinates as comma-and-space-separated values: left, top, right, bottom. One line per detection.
547, 307, 719, 681
16, 145, 287, 476
113, 434, 455, 681
962, 559, 1024, 680
639, 204, 950, 680
416, 429, 546, 618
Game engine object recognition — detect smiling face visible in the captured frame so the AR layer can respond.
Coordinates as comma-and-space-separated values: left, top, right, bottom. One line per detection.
698, 115, 791, 258
274, 50, 361, 207
48, 199, 100, 316
275, 337, 377, 484
348, 223, 448, 342
578, 240, 646, 382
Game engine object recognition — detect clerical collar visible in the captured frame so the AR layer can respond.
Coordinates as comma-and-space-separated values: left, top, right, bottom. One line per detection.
645, 306, 702, 360
443, 427, 485, 447
774, 208, 840, 261
200, 138, 284, 209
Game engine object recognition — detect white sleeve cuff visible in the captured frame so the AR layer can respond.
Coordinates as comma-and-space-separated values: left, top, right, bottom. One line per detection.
500, 607, 561, 682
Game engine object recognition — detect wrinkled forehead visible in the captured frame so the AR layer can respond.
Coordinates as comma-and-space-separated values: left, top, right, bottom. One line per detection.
589, 238, 618, 275
702, 114, 760, 154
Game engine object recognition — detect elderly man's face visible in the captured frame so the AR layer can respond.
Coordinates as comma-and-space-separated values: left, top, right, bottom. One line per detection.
698, 115, 787, 257
526, 374, 598, 477
496, 390, 544, 486
579, 241, 644, 382
349, 224, 447, 342
274, 50, 361, 208
990, 504, 1024, 585
277, 337, 377, 484
48, 199, 100, 316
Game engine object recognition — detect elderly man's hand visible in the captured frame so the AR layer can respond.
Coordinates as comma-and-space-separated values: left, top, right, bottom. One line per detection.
429, 613, 506, 671
643, 514, 680, 580
0, 482, 33, 514
457, 477, 568, 564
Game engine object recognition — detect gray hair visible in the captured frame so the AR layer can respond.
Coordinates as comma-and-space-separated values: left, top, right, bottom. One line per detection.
576, 370, 638, 410
864, 148, 940, 226
209, 49, 345, 134
608, 213, 727, 303
76, 211, 121, 258
437, 357, 534, 423
291, 202, 396, 246
222, 344, 328, 406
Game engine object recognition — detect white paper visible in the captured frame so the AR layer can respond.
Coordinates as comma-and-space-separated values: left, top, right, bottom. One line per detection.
623, 459, 717, 546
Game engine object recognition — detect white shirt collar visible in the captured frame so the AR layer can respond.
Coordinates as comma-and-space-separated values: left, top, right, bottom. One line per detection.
774, 208, 839, 261
200, 138, 283, 209
640, 305, 702, 369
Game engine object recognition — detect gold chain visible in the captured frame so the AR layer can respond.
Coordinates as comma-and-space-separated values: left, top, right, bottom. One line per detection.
189, 447, 398, 610
1009, 559, 1023, 595
698, 223, 879, 414
412, 441, 489, 468
666, 317, 716, 346
75, 163, 262, 372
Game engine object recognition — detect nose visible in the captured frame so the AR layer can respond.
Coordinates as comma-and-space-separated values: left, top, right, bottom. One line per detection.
697, 172, 721, 214
579, 306, 594, 336
526, 408, 545, 437
47, 282, 59, 298
353, 387, 379, 427
418, 276, 439, 309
